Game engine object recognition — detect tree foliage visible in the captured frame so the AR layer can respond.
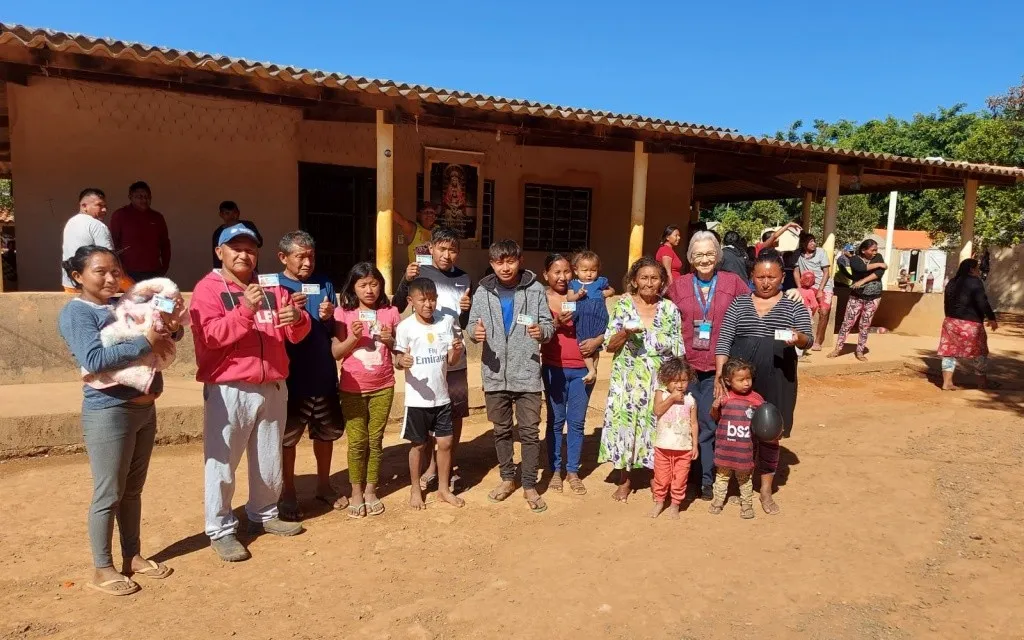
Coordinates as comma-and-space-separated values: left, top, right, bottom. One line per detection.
0, 179, 11, 216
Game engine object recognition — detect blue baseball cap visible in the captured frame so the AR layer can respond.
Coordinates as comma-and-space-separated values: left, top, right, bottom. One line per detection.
843, 243, 856, 252
218, 223, 261, 247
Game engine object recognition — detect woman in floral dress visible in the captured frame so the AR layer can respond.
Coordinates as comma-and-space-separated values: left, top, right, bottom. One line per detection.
600, 256, 684, 501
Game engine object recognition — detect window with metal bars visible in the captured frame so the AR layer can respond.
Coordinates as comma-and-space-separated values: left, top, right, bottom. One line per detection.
416, 173, 494, 247
522, 183, 591, 253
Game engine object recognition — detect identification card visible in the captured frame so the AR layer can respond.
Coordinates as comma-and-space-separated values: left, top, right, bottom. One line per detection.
623, 319, 642, 331
516, 314, 535, 326
258, 274, 279, 288
692, 320, 712, 351
415, 254, 433, 266
358, 310, 377, 323
301, 283, 321, 295
774, 329, 795, 342
561, 301, 577, 312
152, 294, 176, 314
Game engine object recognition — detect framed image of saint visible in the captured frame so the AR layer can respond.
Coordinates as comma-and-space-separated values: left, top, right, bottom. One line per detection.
423, 147, 485, 248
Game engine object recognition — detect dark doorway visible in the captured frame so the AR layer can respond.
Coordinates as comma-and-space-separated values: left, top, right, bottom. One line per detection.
298, 162, 376, 289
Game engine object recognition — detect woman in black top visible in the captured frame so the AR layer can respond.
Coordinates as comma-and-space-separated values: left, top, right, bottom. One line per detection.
937, 258, 998, 390
828, 239, 886, 361
715, 250, 813, 515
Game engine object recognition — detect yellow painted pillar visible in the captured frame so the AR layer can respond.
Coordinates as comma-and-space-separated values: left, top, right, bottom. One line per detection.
821, 164, 840, 265
376, 110, 395, 295
627, 140, 649, 268
960, 179, 978, 264
801, 191, 813, 231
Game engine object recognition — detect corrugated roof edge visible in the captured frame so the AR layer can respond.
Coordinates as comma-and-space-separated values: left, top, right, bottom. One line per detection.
1, 23, 1023, 180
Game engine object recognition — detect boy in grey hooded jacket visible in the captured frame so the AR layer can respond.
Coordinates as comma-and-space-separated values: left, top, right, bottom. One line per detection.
468, 240, 554, 512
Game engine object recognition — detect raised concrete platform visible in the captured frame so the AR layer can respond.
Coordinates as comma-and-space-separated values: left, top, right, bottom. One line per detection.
4, 331, 983, 459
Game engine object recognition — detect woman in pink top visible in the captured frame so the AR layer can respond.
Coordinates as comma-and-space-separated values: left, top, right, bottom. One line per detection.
332, 262, 400, 518
541, 253, 604, 496
655, 225, 683, 283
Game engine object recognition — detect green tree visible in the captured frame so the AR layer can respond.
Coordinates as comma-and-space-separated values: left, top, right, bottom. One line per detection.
0, 179, 11, 215
809, 195, 881, 249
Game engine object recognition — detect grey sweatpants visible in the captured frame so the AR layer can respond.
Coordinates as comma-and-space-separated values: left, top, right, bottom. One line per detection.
81, 402, 157, 568
203, 381, 287, 540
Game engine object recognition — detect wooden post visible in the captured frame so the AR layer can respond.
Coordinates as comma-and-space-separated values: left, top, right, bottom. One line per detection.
627, 140, 648, 269
375, 110, 394, 295
801, 191, 813, 231
960, 179, 978, 264
690, 200, 701, 223
883, 191, 898, 288
821, 164, 840, 348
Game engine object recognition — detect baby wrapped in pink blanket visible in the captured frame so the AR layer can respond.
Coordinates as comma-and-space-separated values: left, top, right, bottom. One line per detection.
83, 278, 189, 393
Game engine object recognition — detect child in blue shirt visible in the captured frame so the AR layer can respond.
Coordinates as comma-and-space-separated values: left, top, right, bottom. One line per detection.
566, 251, 614, 383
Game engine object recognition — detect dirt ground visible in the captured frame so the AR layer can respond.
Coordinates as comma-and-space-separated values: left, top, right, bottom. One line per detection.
2, 369, 1023, 639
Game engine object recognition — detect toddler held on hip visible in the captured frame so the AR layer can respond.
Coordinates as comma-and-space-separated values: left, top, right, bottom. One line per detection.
649, 357, 699, 519
565, 251, 615, 384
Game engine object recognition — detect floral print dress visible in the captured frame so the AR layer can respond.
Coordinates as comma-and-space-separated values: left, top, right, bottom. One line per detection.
598, 295, 684, 470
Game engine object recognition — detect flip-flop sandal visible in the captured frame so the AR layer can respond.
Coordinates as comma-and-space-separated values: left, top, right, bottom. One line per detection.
760, 497, 781, 516
315, 493, 349, 511
567, 477, 587, 495
487, 483, 516, 503
365, 499, 385, 516
741, 504, 756, 519
708, 502, 724, 515
278, 500, 304, 522
87, 576, 140, 597
347, 503, 367, 519
130, 559, 173, 580
526, 496, 548, 514
855, 354, 868, 362
548, 475, 564, 493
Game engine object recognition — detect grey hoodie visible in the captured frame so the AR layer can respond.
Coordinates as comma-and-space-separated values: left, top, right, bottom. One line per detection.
467, 270, 554, 393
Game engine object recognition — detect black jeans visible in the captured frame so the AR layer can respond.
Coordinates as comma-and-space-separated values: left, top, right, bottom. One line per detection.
485, 391, 542, 489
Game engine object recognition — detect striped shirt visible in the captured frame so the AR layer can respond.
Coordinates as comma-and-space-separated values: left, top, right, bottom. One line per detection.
714, 390, 764, 472
715, 294, 814, 356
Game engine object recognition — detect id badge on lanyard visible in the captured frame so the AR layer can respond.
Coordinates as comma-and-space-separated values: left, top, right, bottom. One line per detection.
691, 276, 716, 351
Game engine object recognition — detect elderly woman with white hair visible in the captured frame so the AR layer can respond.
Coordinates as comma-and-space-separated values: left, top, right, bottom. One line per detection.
665, 230, 751, 501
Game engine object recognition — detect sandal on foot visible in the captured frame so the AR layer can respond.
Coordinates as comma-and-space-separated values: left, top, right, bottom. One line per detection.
315, 493, 349, 511
87, 576, 140, 597
855, 353, 868, 362
826, 350, 841, 359
365, 499, 385, 516
740, 503, 756, 519
278, 499, 303, 521
347, 503, 367, 519
129, 559, 173, 580
548, 474, 564, 493
487, 482, 516, 503
526, 495, 548, 514
760, 497, 781, 515
708, 502, 724, 515
567, 476, 587, 495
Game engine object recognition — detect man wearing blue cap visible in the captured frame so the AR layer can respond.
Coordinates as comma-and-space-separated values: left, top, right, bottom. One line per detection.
190, 222, 311, 562
834, 243, 856, 289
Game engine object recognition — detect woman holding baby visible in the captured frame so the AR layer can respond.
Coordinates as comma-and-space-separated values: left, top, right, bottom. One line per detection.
57, 245, 181, 597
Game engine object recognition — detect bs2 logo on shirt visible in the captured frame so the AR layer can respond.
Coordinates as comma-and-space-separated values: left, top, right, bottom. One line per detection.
725, 422, 751, 439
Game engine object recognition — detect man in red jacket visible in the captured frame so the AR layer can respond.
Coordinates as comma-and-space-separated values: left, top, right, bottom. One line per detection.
109, 181, 172, 282
190, 223, 311, 562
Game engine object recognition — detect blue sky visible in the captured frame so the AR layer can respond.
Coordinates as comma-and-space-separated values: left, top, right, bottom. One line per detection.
4, 0, 1022, 135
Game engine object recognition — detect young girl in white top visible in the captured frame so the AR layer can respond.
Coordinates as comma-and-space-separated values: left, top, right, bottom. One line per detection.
649, 357, 699, 519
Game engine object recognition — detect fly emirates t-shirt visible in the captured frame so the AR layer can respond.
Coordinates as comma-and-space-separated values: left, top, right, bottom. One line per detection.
394, 313, 455, 408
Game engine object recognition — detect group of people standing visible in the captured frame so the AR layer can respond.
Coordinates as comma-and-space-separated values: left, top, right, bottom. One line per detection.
56, 195, 999, 598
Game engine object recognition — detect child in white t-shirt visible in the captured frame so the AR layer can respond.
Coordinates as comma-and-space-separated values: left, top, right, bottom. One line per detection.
394, 277, 464, 510
649, 357, 698, 520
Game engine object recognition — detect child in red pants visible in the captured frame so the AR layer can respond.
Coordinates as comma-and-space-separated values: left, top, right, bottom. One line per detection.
649, 357, 699, 519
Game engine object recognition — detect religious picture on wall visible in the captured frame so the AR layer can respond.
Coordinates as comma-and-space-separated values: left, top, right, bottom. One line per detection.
423, 147, 485, 247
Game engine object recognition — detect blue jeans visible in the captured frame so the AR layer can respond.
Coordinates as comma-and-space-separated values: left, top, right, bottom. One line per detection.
542, 365, 593, 474
689, 370, 718, 488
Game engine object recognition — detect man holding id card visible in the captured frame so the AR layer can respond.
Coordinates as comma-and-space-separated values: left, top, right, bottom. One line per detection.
274, 231, 345, 520
664, 231, 750, 501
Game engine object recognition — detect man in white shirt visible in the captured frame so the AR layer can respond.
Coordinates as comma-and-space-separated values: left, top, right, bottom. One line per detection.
61, 188, 113, 291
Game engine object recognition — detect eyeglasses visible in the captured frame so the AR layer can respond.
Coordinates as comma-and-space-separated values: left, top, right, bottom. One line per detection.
692, 252, 717, 261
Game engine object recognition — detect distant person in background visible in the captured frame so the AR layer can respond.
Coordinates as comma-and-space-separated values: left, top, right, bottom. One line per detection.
719, 231, 751, 282
212, 201, 262, 269
829, 239, 886, 361
655, 225, 683, 284
754, 221, 801, 257
833, 243, 855, 289
979, 249, 991, 282
795, 233, 833, 351
395, 203, 439, 264
109, 181, 171, 282
938, 258, 998, 390
62, 188, 113, 293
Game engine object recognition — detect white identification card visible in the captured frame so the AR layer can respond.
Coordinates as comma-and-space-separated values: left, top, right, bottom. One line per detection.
358, 310, 377, 323
774, 329, 795, 342
624, 319, 642, 330
152, 294, 176, 313
516, 314, 535, 326
258, 274, 279, 288
561, 301, 577, 312
416, 254, 433, 266
301, 283, 321, 295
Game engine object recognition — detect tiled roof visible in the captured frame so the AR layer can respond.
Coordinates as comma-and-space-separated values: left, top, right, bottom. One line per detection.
1, 23, 1023, 181
872, 228, 934, 250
